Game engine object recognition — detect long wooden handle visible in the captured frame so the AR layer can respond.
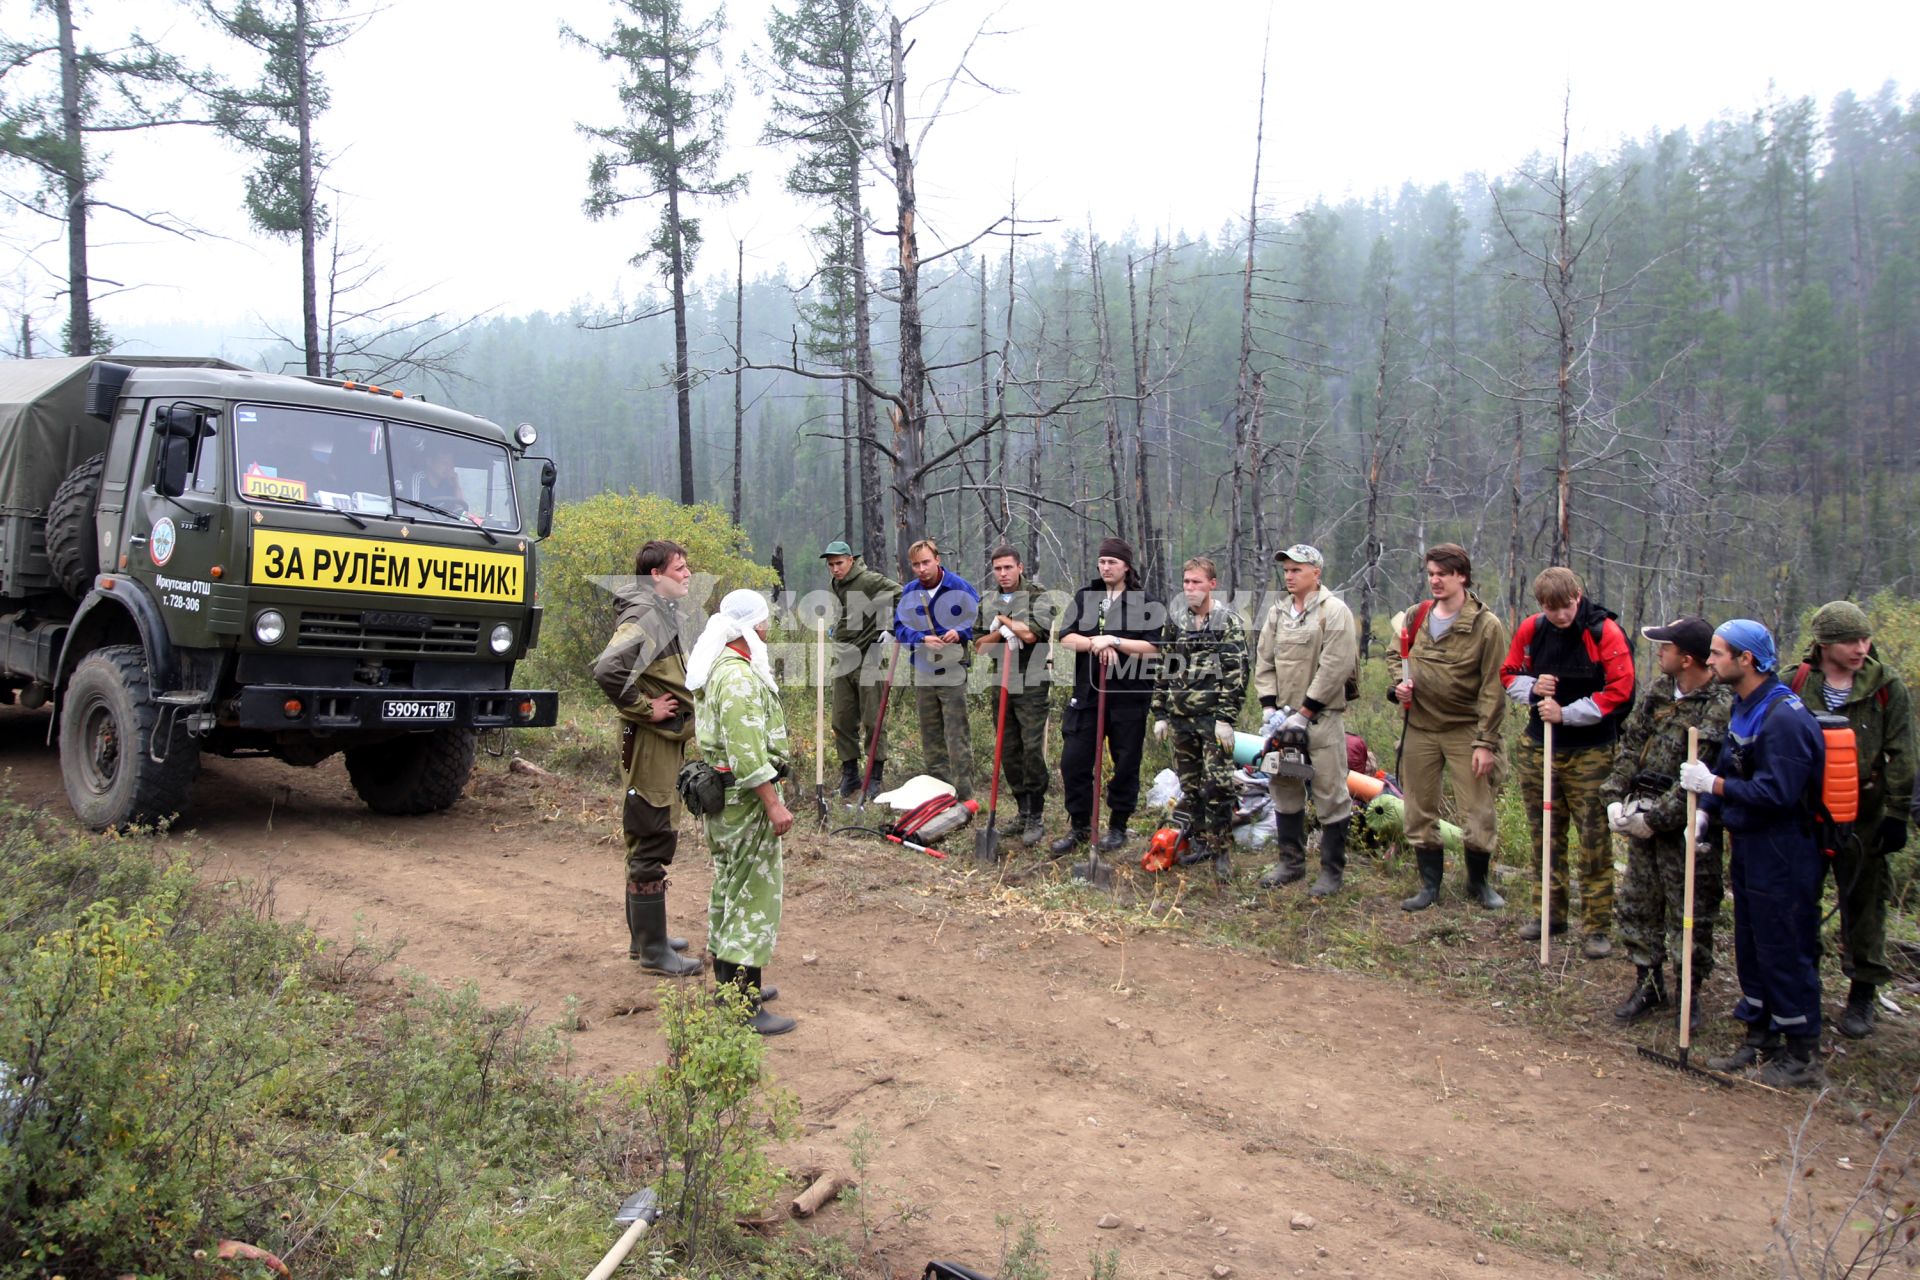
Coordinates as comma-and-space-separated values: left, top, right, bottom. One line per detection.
1679, 726, 1700, 1051
586, 1216, 652, 1280
1540, 720, 1554, 968
814, 617, 827, 788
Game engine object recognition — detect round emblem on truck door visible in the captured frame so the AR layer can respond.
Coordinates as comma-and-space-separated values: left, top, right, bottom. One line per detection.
150, 517, 176, 567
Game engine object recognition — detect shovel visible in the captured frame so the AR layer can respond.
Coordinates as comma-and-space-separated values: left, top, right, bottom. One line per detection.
1539, 720, 1554, 968
1637, 726, 1731, 1087
584, 1187, 661, 1280
975, 637, 1015, 866
814, 616, 830, 825
857, 640, 903, 809
1072, 655, 1115, 890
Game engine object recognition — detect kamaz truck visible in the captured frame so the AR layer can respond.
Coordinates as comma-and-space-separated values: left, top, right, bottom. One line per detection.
0, 356, 560, 829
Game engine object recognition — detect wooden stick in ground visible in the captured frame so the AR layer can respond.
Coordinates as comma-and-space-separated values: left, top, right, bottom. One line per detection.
814, 617, 828, 787
1540, 720, 1555, 967
1679, 726, 1700, 1057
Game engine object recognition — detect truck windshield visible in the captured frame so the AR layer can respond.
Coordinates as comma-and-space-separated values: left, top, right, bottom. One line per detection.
231, 405, 520, 531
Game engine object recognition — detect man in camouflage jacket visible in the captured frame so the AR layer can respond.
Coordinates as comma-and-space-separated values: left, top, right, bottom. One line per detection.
1601, 617, 1732, 1025
1151, 555, 1250, 880
592, 539, 703, 979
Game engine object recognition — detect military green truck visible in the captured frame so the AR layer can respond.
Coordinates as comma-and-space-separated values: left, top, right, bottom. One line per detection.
0, 356, 560, 830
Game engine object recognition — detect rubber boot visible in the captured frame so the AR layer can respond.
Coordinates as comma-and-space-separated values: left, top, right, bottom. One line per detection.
1259, 810, 1308, 888
625, 881, 690, 956
1839, 980, 1878, 1040
1021, 796, 1047, 847
1400, 845, 1444, 912
1755, 1036, 1823, 1089
862, 762, 886, 803
837, 760, 862, 798
629, 884, 701, 977
1048, 827, 1091, 858
743, 966, 796, 1036
1705, 1023, 1781, 1074
1464, 848, 1506, 909
1612, 965, 1668, 1024
1308, 818, 1348, 897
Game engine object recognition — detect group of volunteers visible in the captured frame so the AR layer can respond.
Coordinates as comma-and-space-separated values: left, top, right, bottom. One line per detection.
594, 534, 1914, 1088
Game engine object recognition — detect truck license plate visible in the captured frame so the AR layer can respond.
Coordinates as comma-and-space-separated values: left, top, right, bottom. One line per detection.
382, 699, 455, 722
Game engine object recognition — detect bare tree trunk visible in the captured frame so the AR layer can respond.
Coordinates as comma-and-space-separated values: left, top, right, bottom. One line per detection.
1226, 39, 1270, 594
54, 0, 91, 355
732, 239, 745, 522
1551, 113, 1574, 565
1088, 236, 1126, 544
1506, 404, 1526, 623
294, 0, 321, 376
885, 15, 924, 570
977, 258, 997, 546
1127, 250, 1159, 595
1359, 269, 1397, 659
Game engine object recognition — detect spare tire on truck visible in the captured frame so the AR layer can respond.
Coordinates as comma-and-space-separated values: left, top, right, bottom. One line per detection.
46, 451, 105, 599
345, 726, 478, 815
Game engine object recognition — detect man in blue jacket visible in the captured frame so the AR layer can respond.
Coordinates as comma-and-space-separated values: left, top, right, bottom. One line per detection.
894, 538, 981, 799
1681, 619, 1827, 1088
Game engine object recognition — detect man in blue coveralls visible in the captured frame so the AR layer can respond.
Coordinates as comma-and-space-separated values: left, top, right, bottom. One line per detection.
1681, 619, 1828, 1088
894, 538, 981, 800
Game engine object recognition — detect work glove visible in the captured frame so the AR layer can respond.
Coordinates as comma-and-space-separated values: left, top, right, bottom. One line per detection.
1152, 719, 1170, 743
1260, 706, 1285, 738
1678, 761, 1718, 794
1879, 815, 1909, 855
1606, 801, 1629, 832
1622, 809, 1655, 841
1283, 710, 1311, 736
1214, 720, 1236, 750
999, 625, 1020, 649
1694, 810, 1711, 844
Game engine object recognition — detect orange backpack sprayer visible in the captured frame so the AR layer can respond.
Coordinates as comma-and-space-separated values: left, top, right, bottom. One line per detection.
1813, 713, 1860, 856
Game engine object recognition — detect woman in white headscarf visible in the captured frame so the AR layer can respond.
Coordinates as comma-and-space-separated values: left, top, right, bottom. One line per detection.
689, 589, 797, 1035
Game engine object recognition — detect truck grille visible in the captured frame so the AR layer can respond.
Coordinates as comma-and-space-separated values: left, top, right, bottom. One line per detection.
298, 611, 480, 656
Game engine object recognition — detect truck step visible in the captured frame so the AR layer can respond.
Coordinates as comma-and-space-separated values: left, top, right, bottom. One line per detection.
156, 690, 210, 706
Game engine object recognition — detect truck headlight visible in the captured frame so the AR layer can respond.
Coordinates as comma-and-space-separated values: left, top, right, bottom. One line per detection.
255, 610, 287, 645
490, 623, 514, 654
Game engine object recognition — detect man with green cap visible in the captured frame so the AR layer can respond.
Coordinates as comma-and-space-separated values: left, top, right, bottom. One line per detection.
821, 540, 901, 801
1784, 600, 1914, 1039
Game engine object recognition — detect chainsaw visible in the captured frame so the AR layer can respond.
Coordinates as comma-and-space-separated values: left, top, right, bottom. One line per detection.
1141, 809, 1193, 872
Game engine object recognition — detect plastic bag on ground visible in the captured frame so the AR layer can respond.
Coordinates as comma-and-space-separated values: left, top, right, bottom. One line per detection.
872, 773, 958, 811
1143, 767, 1183, 811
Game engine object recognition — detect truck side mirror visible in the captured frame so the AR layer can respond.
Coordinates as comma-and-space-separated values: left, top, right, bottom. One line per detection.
153, 405, 201, 498
536, 459, 556, 539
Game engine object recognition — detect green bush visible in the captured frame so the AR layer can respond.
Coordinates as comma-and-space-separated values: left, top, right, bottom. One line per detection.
526, 492, 779, 694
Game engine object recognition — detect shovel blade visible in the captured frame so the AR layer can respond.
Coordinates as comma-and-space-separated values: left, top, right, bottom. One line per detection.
973, 822, 1002, 867
814, 785, 829, 825
615, 1186, 661, 1225
1070, 853, 1116, 890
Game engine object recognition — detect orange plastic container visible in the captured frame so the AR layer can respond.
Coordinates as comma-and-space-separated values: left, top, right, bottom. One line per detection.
1347, 770, 1386, 802
1815, 714, 1859, 823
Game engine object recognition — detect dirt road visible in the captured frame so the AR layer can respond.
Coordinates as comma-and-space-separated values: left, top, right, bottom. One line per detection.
7, 715, 1865, 1278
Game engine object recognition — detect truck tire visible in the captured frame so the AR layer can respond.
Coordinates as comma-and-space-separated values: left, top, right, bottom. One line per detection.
345, 727, 478, 815
60, 644, 200, 831
47, 452, 106, 599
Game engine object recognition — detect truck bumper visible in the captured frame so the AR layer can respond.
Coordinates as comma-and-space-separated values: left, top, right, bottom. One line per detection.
233, 686, 559, 732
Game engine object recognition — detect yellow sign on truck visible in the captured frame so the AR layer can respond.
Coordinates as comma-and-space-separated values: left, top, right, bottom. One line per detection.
249, 529, 526, 603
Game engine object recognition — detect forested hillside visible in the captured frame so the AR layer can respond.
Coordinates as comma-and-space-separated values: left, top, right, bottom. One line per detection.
447, 84, 1917, 643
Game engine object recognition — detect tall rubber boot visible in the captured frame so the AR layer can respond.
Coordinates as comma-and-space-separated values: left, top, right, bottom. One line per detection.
630, 883, 701, 977
1464, 847, 1506, 909
1259, 810, 1308, 888
1612, 965, 1668, 1024
743, 966, 796, 1036
1309, 818, 1349, 897
1400, 845, 1443, 912
625, 880, 691, 959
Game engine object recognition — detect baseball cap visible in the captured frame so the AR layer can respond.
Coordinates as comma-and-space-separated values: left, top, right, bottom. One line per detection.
1642, 616, 1712, 664
818, 540, 854, 559
1275, 543, 1324, 568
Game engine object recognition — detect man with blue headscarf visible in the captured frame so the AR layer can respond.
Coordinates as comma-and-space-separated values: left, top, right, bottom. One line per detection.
1680, 619, 1827, 1087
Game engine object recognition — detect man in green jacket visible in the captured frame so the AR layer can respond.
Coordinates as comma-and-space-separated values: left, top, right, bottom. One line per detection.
975, 545, 1056, 845
592, 539, 703, 979
1386, 543, 1509, 912
822, 540, 900, 801
1786, 601, 1915, 1039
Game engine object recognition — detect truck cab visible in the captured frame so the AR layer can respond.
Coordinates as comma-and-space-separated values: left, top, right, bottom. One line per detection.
0, 356, 559, 829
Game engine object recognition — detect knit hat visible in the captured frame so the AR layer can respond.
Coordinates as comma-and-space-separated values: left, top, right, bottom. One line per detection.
1097, 537, 1135, 567
1714, 619, 1778, 674
1810, 600, 1871, 645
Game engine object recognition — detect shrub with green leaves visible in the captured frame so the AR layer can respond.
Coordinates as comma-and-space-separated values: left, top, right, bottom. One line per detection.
526, 491, 779, 694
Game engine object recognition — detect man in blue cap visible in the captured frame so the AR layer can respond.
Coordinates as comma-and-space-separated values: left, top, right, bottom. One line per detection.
1681, 619, 1827, 1087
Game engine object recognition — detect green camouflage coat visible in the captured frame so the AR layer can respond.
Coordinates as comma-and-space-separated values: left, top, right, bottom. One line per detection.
695, 651, 791, 966
1600, 675, 1734, 831
1151, 603, 1251, 728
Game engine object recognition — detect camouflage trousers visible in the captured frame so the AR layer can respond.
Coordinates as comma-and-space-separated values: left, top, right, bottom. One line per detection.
995, 684, 1051, 807
1515, 738, 1615, 933
1617, 827, 1722, 978
702, 792, 785, 967
1171, 723, 1235, 837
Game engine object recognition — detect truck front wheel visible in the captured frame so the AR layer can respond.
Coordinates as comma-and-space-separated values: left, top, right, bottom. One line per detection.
60, 645, 200, 830
345, 727, 478, 815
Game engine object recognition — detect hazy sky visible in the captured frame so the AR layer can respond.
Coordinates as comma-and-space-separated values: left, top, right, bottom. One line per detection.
4, 0, 1915, 342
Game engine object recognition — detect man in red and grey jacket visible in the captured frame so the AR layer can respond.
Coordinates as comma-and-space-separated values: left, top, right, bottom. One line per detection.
1500, 566, 1637, 958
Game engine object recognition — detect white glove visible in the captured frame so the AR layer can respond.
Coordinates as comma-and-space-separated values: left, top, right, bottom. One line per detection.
1622, 810, 1655, 841
1679, 761, 1717, 794
1694, 810, 1710, 843
1214, 720, 1236, 749
1260, 707, 1285, 736
1607, 801, 1629, 832
999, 624, 1020, 649
1282, 710, 1311, 735
1152, 719, 1170, 743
